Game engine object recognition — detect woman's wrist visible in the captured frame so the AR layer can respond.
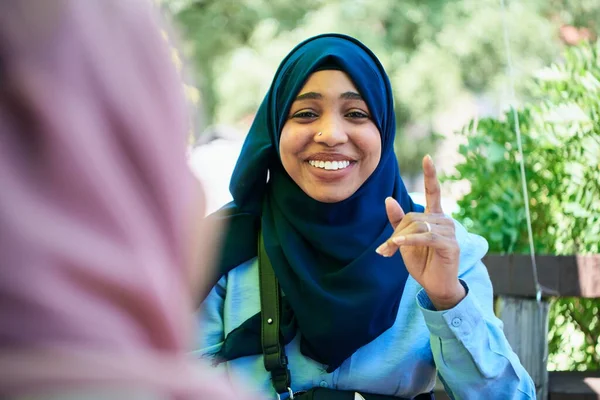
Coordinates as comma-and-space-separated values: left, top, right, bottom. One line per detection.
427, 280, 466, 311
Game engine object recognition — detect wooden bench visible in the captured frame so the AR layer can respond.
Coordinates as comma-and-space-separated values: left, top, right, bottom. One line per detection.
548, 371, 600, 400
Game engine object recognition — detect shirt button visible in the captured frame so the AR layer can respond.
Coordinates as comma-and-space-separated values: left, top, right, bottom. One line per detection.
451, 317, 462, 327
319, 381, 329, 388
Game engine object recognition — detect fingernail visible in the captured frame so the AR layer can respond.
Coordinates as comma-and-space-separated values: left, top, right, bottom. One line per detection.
425, 154, 432, 162
375, 243, 388, 256
392, 236, 406, 245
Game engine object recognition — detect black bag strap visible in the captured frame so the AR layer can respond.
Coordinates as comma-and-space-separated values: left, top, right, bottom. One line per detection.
258, 232, 292, 397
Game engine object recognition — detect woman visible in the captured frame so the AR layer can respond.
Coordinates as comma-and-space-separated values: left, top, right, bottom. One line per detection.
0, 1, 255, 399
196, 34, 535, 399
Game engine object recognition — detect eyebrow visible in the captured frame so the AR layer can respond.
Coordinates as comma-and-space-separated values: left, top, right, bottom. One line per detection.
295, 92, 322, 101
294, 91, 363, 101
340, 91, 363, 100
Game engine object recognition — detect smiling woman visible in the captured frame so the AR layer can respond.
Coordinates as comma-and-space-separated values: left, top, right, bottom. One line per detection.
280, 70, 381, 203
194, 33, 536, 400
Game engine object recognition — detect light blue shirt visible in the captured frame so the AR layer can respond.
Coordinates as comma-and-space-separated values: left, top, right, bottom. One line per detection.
194, 221, 536, 399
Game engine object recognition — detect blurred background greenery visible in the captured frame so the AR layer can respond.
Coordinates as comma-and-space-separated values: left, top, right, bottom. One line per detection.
159, 0, 599, 372
160, 0, 597, 182
449, 41, 600, 371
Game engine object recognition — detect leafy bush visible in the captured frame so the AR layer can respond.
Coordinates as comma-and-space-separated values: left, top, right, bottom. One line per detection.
448, 41, 600, 370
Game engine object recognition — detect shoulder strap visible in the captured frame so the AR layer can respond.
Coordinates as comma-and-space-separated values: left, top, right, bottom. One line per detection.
258, 232, 292, 396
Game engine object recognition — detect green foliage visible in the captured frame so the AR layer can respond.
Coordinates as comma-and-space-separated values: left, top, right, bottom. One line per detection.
449, 110, 541, 254
163, 0, 323, 127
448, 41, 600, 370
167, 0, 570, 180
549, 298, 600, 370
163, 0, 600, 177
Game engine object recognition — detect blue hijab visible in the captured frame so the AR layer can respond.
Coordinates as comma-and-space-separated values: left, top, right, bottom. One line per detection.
209, 33, 423, 372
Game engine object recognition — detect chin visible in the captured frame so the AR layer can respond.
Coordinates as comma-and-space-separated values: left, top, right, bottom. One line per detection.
314, 195, 344, 203
305, 188, 355, 203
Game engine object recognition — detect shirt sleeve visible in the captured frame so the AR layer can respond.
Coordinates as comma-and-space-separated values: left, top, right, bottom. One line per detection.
192, 275, 227, 360
416, 223, 536, 400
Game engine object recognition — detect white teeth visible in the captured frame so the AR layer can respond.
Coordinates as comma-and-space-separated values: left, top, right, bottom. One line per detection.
308, 160, 351, 170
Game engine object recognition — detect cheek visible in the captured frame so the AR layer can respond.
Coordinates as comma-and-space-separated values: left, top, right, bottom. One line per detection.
279, 126, 310, 168
354, 128, 382, 168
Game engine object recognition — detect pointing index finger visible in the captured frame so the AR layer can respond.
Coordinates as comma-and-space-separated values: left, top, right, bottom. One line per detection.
423, 154, 443, 214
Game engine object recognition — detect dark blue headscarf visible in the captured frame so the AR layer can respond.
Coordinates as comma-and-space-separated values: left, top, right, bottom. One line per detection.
208, 33, 423, 372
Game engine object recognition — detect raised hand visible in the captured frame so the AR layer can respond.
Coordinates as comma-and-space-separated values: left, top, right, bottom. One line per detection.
376, 155, 464, 310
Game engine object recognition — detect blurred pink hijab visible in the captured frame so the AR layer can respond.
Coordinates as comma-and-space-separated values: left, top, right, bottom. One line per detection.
0, 0, 251, 398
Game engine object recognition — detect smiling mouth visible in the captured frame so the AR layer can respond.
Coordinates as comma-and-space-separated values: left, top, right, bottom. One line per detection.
308, 160, 353, 171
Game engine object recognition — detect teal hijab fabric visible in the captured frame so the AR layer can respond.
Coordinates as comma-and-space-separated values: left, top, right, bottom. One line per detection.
209, 33, 424, 372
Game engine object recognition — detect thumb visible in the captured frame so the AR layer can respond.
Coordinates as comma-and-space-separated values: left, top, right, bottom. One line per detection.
385, 197, 405, 230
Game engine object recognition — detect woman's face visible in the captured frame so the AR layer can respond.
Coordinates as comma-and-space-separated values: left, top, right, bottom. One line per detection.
279, 70, 382, 203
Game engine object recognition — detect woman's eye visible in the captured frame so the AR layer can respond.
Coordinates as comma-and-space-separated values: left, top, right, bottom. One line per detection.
346, 110, 369, 119
292, 111, 318, 119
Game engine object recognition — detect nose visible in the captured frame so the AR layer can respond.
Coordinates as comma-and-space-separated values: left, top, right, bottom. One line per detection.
314, 114, 348, 146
